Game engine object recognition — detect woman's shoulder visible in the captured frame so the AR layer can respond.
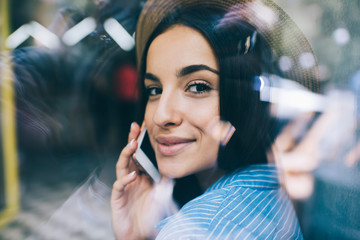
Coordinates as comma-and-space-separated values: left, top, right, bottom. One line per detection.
156, 164, 303, 239
207, 164, 281, 192
203, 164, 302, 239
155, 190, 224, 239
157, 186, 302, 239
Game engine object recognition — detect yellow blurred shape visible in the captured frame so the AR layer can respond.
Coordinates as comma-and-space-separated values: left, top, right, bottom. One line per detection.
0, 0, 20, 229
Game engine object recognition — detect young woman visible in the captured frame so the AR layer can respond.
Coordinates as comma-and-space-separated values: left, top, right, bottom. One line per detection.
111, 1, 305, 239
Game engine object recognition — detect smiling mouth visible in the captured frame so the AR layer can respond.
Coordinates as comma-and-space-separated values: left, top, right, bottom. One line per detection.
156, 137, 196, 156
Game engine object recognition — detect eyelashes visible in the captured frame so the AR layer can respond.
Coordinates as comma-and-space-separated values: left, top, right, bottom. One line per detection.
185, 81, 212, 94
145, 81, 213, 98
145, 86, 162, 97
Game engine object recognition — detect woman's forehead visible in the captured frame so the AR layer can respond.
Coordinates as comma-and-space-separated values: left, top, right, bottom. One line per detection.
146, 25, 218, 73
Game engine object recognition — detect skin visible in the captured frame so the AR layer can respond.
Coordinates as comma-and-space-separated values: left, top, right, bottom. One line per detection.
144, 25, 221, 178
111, 25, 222, 239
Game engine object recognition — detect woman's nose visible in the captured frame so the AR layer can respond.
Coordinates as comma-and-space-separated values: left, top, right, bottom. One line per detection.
152, 92, 182, 128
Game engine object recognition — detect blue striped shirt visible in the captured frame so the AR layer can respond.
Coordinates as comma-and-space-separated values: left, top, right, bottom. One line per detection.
156, 164, 303, 239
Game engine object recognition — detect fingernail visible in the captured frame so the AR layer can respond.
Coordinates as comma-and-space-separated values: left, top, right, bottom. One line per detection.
128, 139, 135, 146
130, 122, 135, 130
129, 171, 136, 177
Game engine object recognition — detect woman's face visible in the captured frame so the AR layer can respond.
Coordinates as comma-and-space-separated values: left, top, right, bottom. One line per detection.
144, 25, 220, 178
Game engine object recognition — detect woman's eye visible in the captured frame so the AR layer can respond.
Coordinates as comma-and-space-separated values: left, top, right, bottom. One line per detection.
146, 87, 162, 96
187, 82, 212, 94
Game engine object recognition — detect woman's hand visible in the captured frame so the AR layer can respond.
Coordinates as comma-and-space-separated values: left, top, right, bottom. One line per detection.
111, 122, 177, 240
274, 90, 356, 199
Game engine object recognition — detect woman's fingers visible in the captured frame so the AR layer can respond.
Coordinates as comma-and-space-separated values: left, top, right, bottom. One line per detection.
345, 140, 360, 167
275, 112, 314, 152
115, 122, 141, 179
116, 139, 138, 179
128, 122, 141, 143
111, 171, 137, 206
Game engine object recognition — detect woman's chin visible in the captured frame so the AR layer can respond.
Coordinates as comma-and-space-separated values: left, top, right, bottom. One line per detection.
158, 165, 192, 179
157, 156, 218, 180
159, 166, 213, 180
160, 169, 187, 179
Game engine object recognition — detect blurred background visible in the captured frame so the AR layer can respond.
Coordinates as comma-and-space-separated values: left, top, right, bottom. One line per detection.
0, 0, 359, 239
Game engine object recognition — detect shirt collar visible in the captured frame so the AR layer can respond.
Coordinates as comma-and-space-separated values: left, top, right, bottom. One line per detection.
206, 164, 280, 192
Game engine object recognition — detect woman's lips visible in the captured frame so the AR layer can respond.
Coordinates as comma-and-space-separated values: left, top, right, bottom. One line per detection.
156, 136, 196, 156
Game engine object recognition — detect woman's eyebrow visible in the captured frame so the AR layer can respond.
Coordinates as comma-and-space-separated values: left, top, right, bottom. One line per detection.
144, 73, 159, 81
177, 64, 219, 77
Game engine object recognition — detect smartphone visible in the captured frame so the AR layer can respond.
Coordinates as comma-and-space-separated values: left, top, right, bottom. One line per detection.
134, 125, 161, 183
